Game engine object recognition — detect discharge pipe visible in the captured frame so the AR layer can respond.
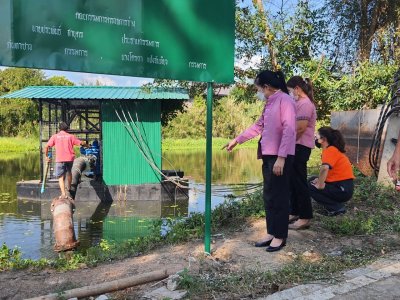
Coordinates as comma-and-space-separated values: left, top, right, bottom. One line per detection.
51, 195, 79, 252
51, 155, 96, 252
67, 155, 96, 199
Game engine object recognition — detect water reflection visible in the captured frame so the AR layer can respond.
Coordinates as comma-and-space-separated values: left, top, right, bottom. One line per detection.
163, 149, 262, 183
0, 149, 263, 259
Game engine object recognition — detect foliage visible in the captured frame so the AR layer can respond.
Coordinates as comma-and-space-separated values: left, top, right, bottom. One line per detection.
323, 0, 400, 63
0, 68, 73, 137
163, 96, 264, 139
0, 243, 49, 271
320, 176, 400, 235
280, 60, 396, 120
162, 138, 258, 151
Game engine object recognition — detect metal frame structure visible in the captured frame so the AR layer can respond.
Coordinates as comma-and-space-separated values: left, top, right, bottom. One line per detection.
39, 99, 101, 181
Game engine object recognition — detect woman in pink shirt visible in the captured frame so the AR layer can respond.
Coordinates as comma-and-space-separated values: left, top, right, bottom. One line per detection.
225, 70, 296, 252
286, 76, 317, 230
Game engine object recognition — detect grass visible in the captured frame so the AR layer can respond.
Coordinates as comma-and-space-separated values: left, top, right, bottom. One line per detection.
162, 137, 258, 151
176, 176, 400, 299
319, 176, 400, 235
2, 174, 399, 299
0, 137, 38, 154
179, 245, 389, 299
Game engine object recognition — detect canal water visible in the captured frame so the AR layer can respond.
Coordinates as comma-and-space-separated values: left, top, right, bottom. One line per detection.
0, 149, 262, 259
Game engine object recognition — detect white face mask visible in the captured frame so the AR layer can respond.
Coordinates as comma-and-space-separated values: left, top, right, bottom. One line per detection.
256, 91, 266, 101
289, 91, 299, 100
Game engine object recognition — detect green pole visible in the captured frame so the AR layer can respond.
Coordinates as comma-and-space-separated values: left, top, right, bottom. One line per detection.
205, 82, 213, 254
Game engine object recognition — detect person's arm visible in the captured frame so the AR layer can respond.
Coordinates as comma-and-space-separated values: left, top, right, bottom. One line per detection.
273, 98, 296, 176
296, 120, 309, 140
224, 104, 266, 152
387, 130, 400, 179
313, 165, 329, 189
44, 136, 55, 161
44, 145, 51, 161
295, 101, 313, 140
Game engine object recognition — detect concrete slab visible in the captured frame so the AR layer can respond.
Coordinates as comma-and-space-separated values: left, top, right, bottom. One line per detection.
17, 179, 188, 202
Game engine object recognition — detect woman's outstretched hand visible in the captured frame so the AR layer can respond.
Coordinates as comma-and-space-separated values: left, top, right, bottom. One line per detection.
222, 139, 238, 152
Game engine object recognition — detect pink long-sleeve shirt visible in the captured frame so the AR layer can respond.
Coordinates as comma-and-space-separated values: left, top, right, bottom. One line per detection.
236, 91, 296, 158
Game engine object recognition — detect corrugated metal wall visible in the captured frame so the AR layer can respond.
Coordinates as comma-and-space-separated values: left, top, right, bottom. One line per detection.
101, 100, 161, 185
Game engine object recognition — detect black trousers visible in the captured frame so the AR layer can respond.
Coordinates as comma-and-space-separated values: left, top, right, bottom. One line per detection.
290, 144, 313, 219
262, 155, 294, 239
309, 179, 354, 212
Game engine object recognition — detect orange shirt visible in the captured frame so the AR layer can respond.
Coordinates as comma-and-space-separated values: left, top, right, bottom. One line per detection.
321, 146, 355, 182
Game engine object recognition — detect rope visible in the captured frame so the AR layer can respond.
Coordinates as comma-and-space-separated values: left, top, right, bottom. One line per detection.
113, 103, 264, 198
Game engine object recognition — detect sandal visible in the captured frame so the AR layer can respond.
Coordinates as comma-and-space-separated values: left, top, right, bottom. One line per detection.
288, 216, 299, 224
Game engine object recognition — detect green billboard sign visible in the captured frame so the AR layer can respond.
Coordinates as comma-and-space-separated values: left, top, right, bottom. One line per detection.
0, 0, 235, 83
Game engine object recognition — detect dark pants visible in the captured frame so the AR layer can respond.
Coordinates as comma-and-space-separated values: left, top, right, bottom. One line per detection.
309, 179, 354, 212
290, 144, 313, 219
262, 155, 294, 239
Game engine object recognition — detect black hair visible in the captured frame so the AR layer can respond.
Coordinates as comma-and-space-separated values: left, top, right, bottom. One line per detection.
59, 121, 69, 131
318, 126, 346, 153
287, 76, 315, 103
254, 70, 289, 94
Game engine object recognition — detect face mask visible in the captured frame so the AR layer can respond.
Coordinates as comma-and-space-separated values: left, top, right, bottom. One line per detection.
290, 91, 298, 100
256, 91, 266, 101
315, 139, 322, 148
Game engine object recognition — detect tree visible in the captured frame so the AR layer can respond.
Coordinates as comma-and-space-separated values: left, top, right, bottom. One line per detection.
43, 76, 73, 86
0, 68, 74, 137
325, 0, 400, 64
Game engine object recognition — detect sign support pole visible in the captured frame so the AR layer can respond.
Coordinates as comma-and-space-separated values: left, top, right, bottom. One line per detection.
205, 82, 213, 254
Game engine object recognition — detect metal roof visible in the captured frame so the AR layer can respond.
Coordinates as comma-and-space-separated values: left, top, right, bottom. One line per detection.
0, 86, 189, 100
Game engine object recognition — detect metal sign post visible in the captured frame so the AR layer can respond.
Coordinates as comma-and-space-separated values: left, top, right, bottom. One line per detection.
205, 82, 213, 254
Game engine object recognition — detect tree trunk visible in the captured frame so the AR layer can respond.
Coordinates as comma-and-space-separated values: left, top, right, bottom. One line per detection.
358, 0, 371, 61
252, 0, 279, 70
358, 0, 386, 62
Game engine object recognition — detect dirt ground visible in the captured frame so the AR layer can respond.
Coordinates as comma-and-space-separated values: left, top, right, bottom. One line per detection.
0, 218, 393, 300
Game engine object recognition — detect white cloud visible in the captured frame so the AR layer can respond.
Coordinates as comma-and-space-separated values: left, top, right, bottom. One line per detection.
235, 55, 262, 70
124, 78, 153, 86
81, 75, 118, 86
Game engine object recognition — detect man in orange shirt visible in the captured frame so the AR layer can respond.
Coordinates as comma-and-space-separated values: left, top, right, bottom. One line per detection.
308, 127, 355, 216
44, 122, 85, 196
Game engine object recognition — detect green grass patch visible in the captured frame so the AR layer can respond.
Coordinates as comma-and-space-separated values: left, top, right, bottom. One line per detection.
162, 138, 258, 151
179, 246, 385, 299
318, 176, 400, 235
0, 137, 38, 154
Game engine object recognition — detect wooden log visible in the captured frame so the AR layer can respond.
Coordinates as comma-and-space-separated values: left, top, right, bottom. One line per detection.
27, 269, 169, 300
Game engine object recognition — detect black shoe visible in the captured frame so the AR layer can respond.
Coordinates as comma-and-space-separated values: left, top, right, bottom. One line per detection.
327, 209, 346, 217
255, 239, 273, 247
266, 239, 286, 252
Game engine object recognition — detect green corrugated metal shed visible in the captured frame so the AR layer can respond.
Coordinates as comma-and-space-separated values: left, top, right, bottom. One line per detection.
0, 86, 188, 186
102, 100, 162, 185
0, 86, 189, 100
